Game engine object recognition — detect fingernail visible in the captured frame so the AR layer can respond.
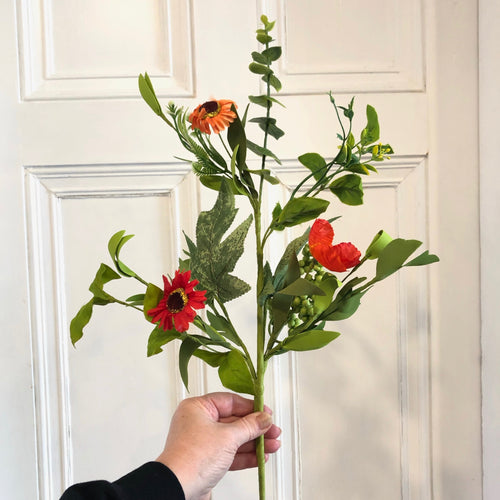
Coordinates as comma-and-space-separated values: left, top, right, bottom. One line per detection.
257, 412, 272, 430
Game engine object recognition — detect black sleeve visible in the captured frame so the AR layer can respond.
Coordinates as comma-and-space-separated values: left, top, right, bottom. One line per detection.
59, 461, 185, 500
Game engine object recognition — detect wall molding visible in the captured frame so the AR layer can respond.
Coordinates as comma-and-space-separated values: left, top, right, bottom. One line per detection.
260, 0, 425, 94
23, 162, 198, 497
17, 0, 194, 100
268, 155, 432, 499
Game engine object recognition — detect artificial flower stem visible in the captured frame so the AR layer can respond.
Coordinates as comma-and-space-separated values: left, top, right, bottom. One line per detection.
254, 202, 267, 500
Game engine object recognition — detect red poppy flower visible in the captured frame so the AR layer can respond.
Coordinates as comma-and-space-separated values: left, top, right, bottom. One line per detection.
308, 219, 361, 272
189, 99, 237, 134
148, 270, 207, 332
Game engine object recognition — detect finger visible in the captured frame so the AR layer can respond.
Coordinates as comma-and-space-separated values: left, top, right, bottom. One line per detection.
203, 392, 256, 419
229, 453, 270, 471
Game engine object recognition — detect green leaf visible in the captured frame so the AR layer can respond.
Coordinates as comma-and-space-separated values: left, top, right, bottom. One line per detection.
194, 350, 228, 368
199, 175, 246, 195
126, 293, 145, 304
279, 277, 325, 297
247, 140, 282, 164
298, 153, 327, 182
227, 108, 248, 170
262, 46, 282, 61
375, 239, 423, 281
147, 327, 180, 357
273, 230, 309, 290
143, 283, 163, 321
207, 311, 241, 346
248, 95, 285, 108
329, 174, 364, 206
264, 73, 282, 92
249, 62, 271, 75
218, 350, 255, 395
179, 336, 201, 391
249, 117, 285, 140
312, 276, 341, 315
404, 250, 440, 267
360, 104, 380, 146
138, 73, 162, 116
88, 263, 121, 302
276, 197, 329, 228
251, 51, 268, 64
282, 330, 341, 352
322, 292, 364, 321
70, 299, 95, 346
256, 33, 273, 44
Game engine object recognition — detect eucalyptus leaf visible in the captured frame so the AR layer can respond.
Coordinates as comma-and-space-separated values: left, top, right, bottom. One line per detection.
218, 350, 255, 395
249, 62, 271, 75
262, 46, 282, 61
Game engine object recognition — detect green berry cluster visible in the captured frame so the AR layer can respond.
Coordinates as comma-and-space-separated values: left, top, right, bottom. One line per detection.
288, 245, 327, 329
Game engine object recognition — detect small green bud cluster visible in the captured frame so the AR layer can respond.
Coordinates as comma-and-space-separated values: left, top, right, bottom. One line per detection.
288, 245, 326, 329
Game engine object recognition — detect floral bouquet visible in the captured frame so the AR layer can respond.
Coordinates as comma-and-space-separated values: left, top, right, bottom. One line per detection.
70, 16, 438, 499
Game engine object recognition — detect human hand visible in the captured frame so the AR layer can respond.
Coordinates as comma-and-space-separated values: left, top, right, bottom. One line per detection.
156, 392, 281, 500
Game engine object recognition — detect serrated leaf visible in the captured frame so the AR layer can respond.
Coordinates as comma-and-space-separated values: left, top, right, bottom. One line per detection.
218, 350, 255, 395
147, 327, 180, 357
329, 174, 364, 206
282, 330, 340, 352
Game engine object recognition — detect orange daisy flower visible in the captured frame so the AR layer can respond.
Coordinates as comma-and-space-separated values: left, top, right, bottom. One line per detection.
148, 270, 207, 332
189, 99, 237, 134
309, 219, 361, 272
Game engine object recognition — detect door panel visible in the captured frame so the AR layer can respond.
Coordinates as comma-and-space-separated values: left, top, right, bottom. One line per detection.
0, 1, 482, 499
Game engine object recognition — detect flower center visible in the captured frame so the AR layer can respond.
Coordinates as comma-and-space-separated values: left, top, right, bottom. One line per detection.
201, 100, 220, 118
167, 288, 188, 313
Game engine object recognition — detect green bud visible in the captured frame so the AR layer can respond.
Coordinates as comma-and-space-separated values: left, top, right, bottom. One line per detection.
365, 229, 393, 260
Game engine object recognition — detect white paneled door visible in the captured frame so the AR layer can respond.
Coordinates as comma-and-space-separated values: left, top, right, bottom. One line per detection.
1, 1, 482, 499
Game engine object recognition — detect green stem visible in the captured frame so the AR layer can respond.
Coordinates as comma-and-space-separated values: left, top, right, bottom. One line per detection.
254, 202, 267, 500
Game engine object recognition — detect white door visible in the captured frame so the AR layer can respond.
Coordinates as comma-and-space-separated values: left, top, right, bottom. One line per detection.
0, 1, 483, 499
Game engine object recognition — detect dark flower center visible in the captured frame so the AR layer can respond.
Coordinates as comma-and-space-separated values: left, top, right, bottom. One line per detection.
201, 101, 219, 113
200, 100, 221, 118
167, 288, 188, 313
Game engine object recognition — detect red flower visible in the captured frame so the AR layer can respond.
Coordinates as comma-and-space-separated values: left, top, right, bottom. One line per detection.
148, 270, 207, 332
189, 99, 237, 134
308, 219, 361, 272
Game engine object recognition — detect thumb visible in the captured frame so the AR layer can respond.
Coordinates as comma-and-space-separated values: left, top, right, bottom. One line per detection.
228, 412, 273, 447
